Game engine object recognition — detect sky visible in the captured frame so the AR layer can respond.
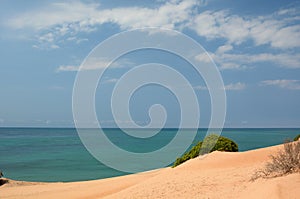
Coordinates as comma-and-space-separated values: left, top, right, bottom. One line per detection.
0, 0, 300, 128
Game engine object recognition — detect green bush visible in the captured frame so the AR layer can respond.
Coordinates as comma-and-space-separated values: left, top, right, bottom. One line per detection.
294, 134, 300, 141
173, 134, 238, 167
201, 134, 238, 154
173, 141, 202, 167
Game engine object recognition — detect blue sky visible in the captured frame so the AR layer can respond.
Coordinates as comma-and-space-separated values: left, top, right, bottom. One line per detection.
0, 0, 300, 128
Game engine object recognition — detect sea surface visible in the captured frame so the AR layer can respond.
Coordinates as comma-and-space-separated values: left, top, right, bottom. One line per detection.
0, 128, 299, 182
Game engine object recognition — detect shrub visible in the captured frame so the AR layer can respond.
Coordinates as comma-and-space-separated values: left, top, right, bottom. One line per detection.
0, 170, 7, 186
173, 141, 202, 167
252, 141, 300, 180
294, 134, 300, 141
200, 134, 238, 155
173, 134, 238, 167
0, 179, 8, 186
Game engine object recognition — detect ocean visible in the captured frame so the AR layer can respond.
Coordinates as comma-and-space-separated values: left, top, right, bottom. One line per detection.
0, 128, 299, 182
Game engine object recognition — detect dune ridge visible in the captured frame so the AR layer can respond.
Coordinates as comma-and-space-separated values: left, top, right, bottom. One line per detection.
1, 143, 299, 199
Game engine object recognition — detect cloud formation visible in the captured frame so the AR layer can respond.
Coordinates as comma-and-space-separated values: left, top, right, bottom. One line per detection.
7, 0, 199, 48
56, 58, 134, 72
224, 82, 246, 91
3, 0, 300, 72
191, 9, 300, 49
5, 0, 300, 51
194, 44, 300, 70
194, 82, 246, 91
260, 79, 300, 90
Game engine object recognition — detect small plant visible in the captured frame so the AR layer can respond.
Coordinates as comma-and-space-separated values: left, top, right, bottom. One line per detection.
294, 134, 300, 141
0, 170, 8, 186
252, 140, 300, 180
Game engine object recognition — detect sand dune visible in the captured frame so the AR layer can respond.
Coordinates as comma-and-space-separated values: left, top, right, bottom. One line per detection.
1, 143, 299, 199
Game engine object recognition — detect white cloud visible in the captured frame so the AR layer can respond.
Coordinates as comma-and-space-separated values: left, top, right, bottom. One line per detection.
255, 53, 300, 68
50, 44, 60, 49
260, 79, 300, 90
191, 11, 252, 45
56, 65, 79, 72
4, 1, 300, 51
38, 32, 55, 43
216, 45, 233, 54
203, 51, 300, 70
76, 38, 89, 44
6, 0, 199, 48
56, 58, 134, 72
194, 52, 211, 63
277, 7, 300, 16
191, 10, 300, 49
56, 58, 113, 72
194, 82, 246, 91
218, 62, 247, 70
8, 2, 101, 30
224, 82, 246, 91
271, 26, 300, 49
140, 4, 300, 51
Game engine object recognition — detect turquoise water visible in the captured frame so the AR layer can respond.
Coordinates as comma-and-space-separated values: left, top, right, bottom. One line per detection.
0, 128, 299, 182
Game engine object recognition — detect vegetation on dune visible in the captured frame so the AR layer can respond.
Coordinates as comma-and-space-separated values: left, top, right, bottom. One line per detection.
0, 179, 8, 186
173, 134, 238, 167
173, 141, 203, 167
294, 134, 300, 141
252, 140, 300, 180
0, 170, 8, 186
200, 134, 239, 154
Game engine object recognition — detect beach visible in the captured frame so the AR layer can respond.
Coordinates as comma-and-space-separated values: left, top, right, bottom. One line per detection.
1, 142, 299, 199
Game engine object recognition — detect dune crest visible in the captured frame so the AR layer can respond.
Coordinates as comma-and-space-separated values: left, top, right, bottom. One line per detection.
1, 143, 299, 199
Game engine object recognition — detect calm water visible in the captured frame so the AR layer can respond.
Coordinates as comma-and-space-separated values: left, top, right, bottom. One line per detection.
0, 128, 299, 182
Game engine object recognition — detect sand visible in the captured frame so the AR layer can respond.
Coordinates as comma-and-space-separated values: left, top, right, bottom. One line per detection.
1, 143, 299, 199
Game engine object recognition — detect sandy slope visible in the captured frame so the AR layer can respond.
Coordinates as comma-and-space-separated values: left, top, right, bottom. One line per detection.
1, 143, 299, 199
